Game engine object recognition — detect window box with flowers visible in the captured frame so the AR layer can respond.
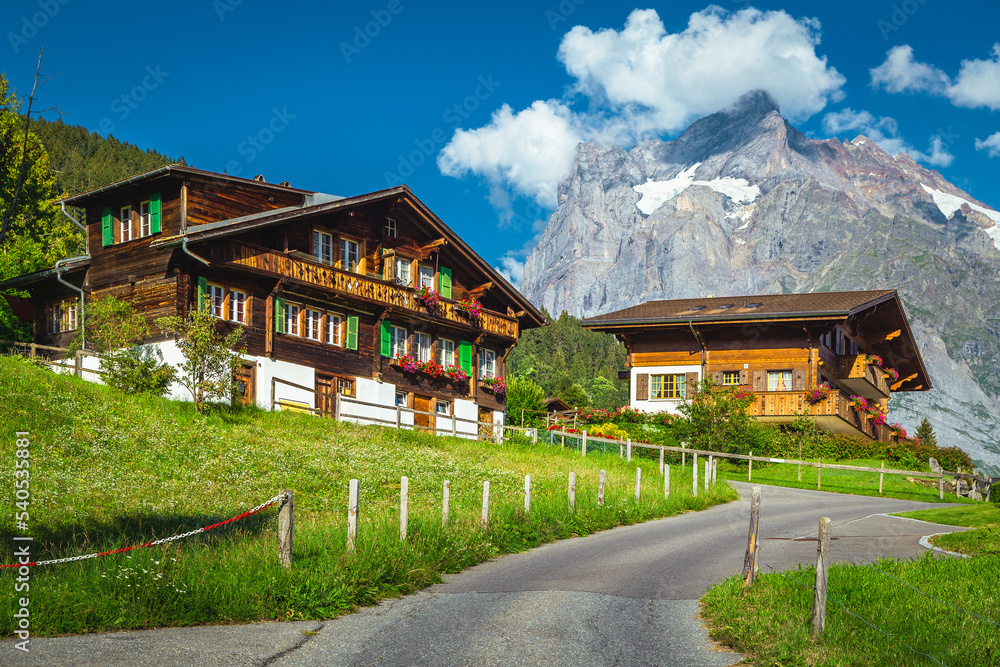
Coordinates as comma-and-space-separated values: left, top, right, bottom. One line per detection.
804, 385, 832, 405
416, 286, 441, 308
889, 423, 908, 439
866, 404, 887, 427
456, 297, 482, 319
445, 365, 469, 385
885, 367, 900, 383
733, 386, 757, 401
848, 395, 868, 413
864, 353, 883, 368
481, 376, 506, 395
392, 354, 420, 374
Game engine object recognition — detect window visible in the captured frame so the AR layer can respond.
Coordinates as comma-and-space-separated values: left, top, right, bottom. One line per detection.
390, 325, 408, 357
305, 309, 322, 341
394, 257, 411, 285
385, 218, 397, 238
415, 332, 431, 362
418, 265, 434, 289
337, 377, 355, 397
286, 303, 301, 336
436, 400, 450, 415
650, 374, 686, 399
229, 289, 247, 324
139, 200, 151, 237
395, 391, 408, 407
479, 348, 496, 379
326, 313, 343, 346
50, 298, 79, 333
314, 230, 333, 265
207, 283, 225, 318
120, 206, 132, 242
722, 371, 740, 385
767, 371, 792, 391
439, 338, 455, 367
340, 238, 360, 272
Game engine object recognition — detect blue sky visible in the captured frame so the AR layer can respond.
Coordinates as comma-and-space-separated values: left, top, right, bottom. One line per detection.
3, 0, 999, 286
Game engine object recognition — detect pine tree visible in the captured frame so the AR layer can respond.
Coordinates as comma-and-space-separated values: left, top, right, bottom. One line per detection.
914, 417, 937, 447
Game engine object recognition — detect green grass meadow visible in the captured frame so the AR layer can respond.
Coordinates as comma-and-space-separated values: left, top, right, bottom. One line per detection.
0, 356, 736, 636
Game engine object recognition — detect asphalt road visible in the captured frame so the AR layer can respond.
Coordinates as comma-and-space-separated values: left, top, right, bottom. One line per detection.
5, 483, 968, 666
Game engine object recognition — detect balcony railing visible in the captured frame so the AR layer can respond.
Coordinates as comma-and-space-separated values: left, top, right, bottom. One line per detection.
210, 239, 519, 339
836, 354, 891, 399
747, 389, 893, 442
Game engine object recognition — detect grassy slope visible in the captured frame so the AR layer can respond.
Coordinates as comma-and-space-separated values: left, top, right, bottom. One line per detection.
895, 504, 1000, 556
0, 357, 736, 636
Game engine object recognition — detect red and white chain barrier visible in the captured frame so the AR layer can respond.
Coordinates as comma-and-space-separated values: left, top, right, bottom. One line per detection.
2, 492, 288, 569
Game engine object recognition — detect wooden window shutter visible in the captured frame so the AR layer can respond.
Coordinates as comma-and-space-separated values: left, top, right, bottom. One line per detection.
459, 340, 473, 373
636, 373, 649, 399
752, 370, 766, 391
380, 320, 391, 357
101, 207, 113, 246
685, 372, 699, 396
739, 369, 749, 385
150, 192, 162, 233
793, 368, 807, 391
439, 267, 452, 299
274, 297, 286, 334
712, 371, 724, 385
345, 316, 359, 350
197, 276, 208, 312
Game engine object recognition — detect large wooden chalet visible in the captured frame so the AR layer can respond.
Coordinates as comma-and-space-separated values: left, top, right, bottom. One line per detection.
1, 166, 544, 435
582, 291, 930, 442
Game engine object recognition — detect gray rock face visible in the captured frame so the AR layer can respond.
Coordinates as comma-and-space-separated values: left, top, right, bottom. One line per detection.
522, 90, 1000, 474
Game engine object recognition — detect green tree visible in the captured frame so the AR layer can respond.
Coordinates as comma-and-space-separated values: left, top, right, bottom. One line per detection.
677, 378, 756, 453
156, 310, 246, 412
557, 381, 590, 409
914, 418, 937, 447
506, 376, 546, 427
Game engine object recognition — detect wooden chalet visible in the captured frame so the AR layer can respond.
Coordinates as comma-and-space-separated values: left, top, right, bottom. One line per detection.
581, 291, 931, 442
1, 165, 544, 435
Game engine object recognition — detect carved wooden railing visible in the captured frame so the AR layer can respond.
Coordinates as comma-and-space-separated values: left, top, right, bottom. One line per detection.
747, 390, 892, 442
212, 240, 519, 339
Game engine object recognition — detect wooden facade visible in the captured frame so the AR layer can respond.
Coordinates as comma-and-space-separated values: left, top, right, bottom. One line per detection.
582, 292, 931, 442
2, 166, 544, 432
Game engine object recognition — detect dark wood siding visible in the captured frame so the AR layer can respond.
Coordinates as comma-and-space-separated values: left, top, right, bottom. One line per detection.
186, 180, 304, 226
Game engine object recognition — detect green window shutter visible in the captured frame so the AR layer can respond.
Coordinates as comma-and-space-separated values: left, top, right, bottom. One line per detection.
380, 320, 391, 357
274, 297, 286, 334
459, 340, 473, 374
346, 316, 359, 350
439, 266, 452, 299
101, 207, 113, 246
197, 276, 208, 312
150, 192, 162, 233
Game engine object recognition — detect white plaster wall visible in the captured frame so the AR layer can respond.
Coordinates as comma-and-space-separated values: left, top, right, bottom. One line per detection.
454, 398, 479, 438
253, 356, 315, 410
631, 364, 701, 415
342, 377, 406, 427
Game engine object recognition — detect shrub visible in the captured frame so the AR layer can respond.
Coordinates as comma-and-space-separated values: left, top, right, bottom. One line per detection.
101, 348, 176, 396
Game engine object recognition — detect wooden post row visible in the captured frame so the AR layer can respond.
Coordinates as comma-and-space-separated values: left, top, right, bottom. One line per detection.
741, 486, 761, 587
811, 517, 832, 636
278, 488, 293, 568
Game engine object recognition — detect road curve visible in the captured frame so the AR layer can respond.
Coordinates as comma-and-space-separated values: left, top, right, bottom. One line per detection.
5, 483, 968, 666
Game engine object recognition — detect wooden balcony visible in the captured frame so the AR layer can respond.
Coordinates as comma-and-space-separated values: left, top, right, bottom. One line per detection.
835, 354, 890, 399
211, 239, 519, 339
747, 390, 893, 442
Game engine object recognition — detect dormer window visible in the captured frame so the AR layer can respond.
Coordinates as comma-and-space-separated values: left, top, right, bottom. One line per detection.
313, 230, 333, 265
101, 193, 161, 246
385, 218, 397, 238
689, 305, 706, 311
340, 237, 360, 273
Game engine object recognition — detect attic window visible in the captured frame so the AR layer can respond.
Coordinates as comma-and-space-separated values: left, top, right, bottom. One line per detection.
689, 305, 706, 311
746, 302, 763, 308
716, 304, 734, 310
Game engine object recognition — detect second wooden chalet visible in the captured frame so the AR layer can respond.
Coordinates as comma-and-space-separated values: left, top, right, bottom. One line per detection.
2, 166, 544, 435
582, 291, 931, 442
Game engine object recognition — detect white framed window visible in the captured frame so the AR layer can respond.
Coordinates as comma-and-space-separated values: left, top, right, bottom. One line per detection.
286, 303, 301, 336
51, 298, 79, 333
418, 265, 434, 289
479, 348, 496, 379
229, 289, 247, 324
767, 371, 792, 392
439, 338, 455, 367
340, 238, 360, 272
415, 332, 431, 363
337, 377, 355, 397
139, 200, 151, 237
394, 257, 411, 285
120, 205, 132, 242
314, 230, 333, 265
385, 218, 397, 238
326, 313, 343, 346
390, 325, 407, 357
207, 283, 225, 318
395, 391, 408, 407
305, 309, 322, 341
436, 400, 450, 415
650, 374, 686, 399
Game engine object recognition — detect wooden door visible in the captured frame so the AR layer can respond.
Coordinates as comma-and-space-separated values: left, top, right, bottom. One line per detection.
316, 373, 336, 417
413, 394, 435, 433
234, 362, 256, 406
478, 407, 493, 438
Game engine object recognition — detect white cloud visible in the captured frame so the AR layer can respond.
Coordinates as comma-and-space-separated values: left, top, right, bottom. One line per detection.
975, 132, 1000, 158
439, 7, 845, 210
871, 43, 1000, 111
822, 107, 954, 168
494, 253, 525, 289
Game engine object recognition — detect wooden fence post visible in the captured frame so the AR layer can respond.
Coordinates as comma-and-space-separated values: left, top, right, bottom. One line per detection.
598, 470, 605, 507
659, 447, 664, 475
939, 474, 944, 500
30, 343, 36, 359
742, 486, 761, 587
664, 464, 670, 498
956, 468, 962, 499
481, 481, 490, 528
627, 438, 632, 461
532, 428, 538, 445
334, 391, 341, 421
347, 479, 359, 551
811, 517, 832, 636
748, 451, 753, 482
400, 476, 409, 541
817, 458, 822, 491
704, 459, 710, 491
568, 472, 576, 511
582, 430, 587, 458
442, 480, 450, 527
74, 351, 82, 378
879, 461, 885, 495
270, 377, 276, 411
713, 457, 718, 483
681, 442, 686, 467
396, 405, 402, 429
561, 434, 565, 449
278, 489, 293, 568
524, 474, 531, 513
635, 468, 642, 502
693, 453, 698, 497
